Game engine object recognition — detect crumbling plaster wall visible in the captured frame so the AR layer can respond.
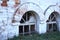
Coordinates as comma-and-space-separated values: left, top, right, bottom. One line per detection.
0, 0, 60, 39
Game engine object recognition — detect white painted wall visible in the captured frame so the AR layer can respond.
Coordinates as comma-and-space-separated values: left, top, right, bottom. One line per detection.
0, 0, 60, 39
21, 0, 59, 13
56, 15, 60, 31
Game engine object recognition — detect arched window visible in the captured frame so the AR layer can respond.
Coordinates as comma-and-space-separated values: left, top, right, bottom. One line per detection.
19, 11, 36, 35
47, 12, 58, 32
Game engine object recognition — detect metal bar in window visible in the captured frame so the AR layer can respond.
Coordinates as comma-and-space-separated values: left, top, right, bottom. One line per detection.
23, 25, 24, 36
29, 25, 31, 35
52, 24, 53, 31
34, 23, 37, 31
50, 15, 51, 22
47, 24, 49, 32
22, 17, 25, 22
51, 16, 55, 21
53, 13, 56, 18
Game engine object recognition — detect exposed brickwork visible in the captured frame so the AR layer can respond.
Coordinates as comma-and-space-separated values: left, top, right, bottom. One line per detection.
14, 0, 20, 8
1, 0, 8, 7
15, 0, 20, 4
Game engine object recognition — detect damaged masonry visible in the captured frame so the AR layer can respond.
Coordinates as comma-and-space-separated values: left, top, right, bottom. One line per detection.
0, 0, 60, 40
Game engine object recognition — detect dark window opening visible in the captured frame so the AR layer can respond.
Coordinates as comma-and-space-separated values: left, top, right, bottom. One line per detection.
19, 11, 36, 35
19, 26, 23, 33
24, 25, 29, 32
47, 12, 58, 32
31, 25, 35, 31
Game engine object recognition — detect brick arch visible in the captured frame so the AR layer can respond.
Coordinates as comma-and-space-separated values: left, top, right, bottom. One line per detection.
45, 5, 60, 21
12, 2, 44, 23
